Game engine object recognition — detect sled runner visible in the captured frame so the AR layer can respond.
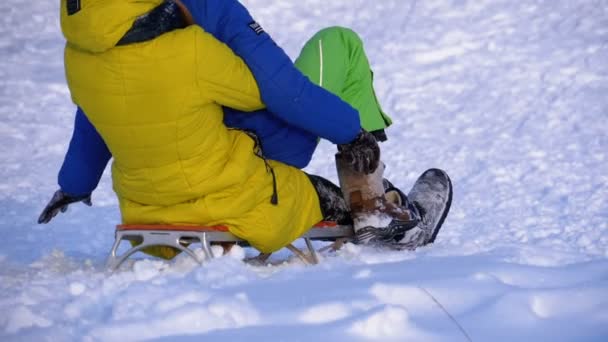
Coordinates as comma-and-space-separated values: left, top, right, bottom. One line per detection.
106, 221, 354, 270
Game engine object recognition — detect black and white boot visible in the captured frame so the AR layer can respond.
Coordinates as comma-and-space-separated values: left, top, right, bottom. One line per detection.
391, 168, 453, 249
381, 179, 421, 243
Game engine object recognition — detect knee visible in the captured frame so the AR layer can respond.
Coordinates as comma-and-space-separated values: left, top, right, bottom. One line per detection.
313, 26, 364, 46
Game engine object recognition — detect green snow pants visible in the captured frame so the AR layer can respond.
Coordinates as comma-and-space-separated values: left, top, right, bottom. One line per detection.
295, 27, 392, 134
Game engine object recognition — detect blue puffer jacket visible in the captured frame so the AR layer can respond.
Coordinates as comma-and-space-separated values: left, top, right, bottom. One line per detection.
59, 0, 360, 196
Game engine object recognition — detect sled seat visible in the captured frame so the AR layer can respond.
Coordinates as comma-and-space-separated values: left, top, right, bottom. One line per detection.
106, 222, 354, 271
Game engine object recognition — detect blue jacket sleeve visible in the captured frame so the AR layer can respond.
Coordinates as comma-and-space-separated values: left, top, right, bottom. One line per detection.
180, 0, 360, 145
58, 107, 111, 196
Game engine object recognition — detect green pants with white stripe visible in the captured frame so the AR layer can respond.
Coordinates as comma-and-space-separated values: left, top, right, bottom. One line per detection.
294, 27, 392, 134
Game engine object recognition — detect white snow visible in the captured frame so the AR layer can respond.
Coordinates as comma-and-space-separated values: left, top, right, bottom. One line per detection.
1, 0, 607, 341
298, 302, 352, 324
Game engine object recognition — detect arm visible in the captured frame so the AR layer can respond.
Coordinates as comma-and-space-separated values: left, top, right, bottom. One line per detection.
39, 108, 111, 224
192, 28, 264, 112
181, 0, 360, 144
58, 107, 111, 196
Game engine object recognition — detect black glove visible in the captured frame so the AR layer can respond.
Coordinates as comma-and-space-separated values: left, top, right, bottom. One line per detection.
337, 129, 380, 174
38, 190, 92, 224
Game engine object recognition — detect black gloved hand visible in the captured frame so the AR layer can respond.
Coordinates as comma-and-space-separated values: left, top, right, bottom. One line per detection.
337, 129, 380, 174
38, 190, 92, 224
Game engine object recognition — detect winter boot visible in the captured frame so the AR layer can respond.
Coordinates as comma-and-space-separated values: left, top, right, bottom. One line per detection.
382, 179, 422, 242
336, 155, 420, 245
383, 169, 453, 248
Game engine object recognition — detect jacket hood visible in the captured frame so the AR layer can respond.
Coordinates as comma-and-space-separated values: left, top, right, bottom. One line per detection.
60, 0, 163, 53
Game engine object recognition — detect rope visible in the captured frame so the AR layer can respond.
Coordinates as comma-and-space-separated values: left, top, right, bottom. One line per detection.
418, 286, 473, 342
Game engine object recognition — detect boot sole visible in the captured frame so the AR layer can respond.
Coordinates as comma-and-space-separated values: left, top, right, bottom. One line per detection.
408, 168, 453, 244
428, 169, 452, 243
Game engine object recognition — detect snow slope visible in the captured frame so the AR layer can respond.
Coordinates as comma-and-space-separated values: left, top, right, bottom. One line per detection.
1, 0, 607, 341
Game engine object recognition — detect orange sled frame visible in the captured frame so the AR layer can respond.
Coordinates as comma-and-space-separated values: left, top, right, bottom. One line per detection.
106, 222, 354, 271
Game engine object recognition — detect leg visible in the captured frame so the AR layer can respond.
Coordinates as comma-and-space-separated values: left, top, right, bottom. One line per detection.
295, 27, 392, 136
297, 28, 424, 245
306, 174, 351, 224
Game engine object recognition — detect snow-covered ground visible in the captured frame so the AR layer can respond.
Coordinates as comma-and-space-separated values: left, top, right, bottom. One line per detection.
1, 0, 607, 340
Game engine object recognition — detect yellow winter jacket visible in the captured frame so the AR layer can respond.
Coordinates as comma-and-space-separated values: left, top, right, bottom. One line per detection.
60, 0, 323, 253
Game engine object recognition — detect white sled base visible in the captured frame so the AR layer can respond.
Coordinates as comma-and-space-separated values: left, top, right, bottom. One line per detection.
106, 222, 354, 271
